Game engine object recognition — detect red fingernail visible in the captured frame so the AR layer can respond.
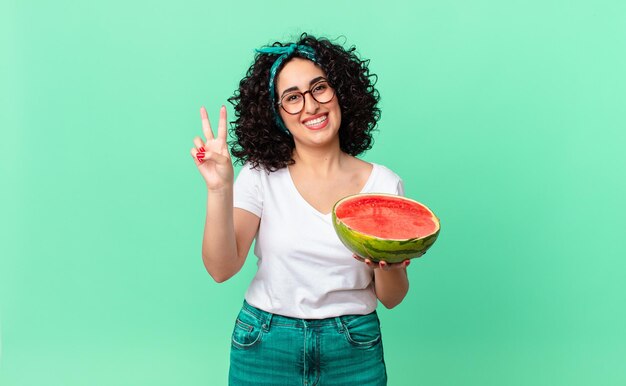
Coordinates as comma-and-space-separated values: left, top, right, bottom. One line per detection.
404, 261, 411, 267
196, 153, 205, 161
199, 147, 205, 152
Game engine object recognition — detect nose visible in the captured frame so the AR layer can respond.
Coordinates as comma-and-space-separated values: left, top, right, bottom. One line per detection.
303, 92, 320, 114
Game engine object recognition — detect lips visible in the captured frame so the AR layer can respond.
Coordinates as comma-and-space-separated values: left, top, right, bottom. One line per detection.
302, 113, 329, 130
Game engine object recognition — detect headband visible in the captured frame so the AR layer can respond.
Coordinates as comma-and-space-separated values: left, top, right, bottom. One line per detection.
255, 43, 318, 134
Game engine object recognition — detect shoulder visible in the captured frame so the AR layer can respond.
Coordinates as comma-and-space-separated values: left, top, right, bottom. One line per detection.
234, 162, 267, 192
234, 162, 281, 216
344, 155, 402, 185
237, 162, 265, 176
235, 162, 291, 189
347, 156, 374, 180
369, 162, 405, 196
371, 162, 402, 181
236, 162, 278, 180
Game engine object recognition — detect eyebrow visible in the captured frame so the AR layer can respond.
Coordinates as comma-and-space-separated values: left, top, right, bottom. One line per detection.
279, 76, 326, 97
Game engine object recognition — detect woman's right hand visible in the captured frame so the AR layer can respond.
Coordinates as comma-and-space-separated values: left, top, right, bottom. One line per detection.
190, 106, 234, 192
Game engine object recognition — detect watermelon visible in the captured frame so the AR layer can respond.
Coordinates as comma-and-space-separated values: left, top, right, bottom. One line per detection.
332, 193, 440, 264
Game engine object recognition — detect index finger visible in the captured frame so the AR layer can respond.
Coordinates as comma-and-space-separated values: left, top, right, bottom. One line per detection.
200, 106, 214, 141
217, 105, 227, 141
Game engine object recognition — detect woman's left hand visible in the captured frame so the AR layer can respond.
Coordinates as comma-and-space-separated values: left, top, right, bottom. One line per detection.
352, 254, 410, 271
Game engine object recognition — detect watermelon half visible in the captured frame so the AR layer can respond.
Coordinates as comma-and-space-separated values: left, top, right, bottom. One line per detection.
332, 193, 440, 263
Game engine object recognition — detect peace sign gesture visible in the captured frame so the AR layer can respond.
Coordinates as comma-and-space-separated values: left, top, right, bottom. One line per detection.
190, 106, 234, 192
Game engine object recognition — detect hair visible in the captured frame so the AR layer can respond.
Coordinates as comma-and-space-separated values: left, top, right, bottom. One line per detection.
228, 33, 381, 171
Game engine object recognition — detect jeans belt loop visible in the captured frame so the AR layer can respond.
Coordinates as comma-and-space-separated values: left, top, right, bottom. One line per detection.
262, 312, 273, 332
334, 317, 344, 333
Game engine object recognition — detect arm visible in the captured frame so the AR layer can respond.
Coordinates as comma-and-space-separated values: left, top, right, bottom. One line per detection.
354, 255, 411, 309
200, 189, 260, 282
373, 267, 409, 309
191, 106, 260, 283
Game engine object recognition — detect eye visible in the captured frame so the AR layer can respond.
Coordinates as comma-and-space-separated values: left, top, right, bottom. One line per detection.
284, 93, 302, 104
312, 82, 328, 93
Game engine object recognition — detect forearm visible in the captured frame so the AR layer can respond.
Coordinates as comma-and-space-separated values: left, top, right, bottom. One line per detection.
374, 268, 409, 309
201, 187, 241, 282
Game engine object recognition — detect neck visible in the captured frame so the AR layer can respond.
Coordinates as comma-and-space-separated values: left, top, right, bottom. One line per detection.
291, 145, 346, 176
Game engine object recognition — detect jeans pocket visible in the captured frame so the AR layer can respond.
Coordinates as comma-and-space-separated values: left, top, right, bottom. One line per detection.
342, 312, 382, 349
231, 308, 263, 349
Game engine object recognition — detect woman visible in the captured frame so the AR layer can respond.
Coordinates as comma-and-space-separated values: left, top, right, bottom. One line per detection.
190, 34, 410, 385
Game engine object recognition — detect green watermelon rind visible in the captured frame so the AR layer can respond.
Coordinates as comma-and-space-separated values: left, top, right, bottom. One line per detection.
332, 194, 441, 264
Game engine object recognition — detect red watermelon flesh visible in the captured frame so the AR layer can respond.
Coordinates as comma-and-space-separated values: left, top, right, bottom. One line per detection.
334, 195, 437, 239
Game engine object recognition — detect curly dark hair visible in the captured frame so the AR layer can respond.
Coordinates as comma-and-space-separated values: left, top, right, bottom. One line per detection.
227, 33, 381, 171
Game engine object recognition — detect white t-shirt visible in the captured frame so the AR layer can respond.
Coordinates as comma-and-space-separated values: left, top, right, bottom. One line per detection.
233, 162, 404, 319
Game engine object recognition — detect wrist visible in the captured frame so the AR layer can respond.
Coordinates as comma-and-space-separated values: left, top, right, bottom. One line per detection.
206, 185, 233, 196
374, 266, 408, 277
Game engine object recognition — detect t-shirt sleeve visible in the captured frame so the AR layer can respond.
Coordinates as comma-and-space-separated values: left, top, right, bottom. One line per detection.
233, 163, 263, 217
369, 164, 405, 197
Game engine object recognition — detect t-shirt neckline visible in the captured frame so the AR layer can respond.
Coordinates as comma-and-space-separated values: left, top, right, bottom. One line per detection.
285, 163, 378, 220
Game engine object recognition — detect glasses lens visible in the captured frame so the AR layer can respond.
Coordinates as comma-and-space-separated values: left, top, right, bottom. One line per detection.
311, 81, 334, 104
281, 93, 304, 114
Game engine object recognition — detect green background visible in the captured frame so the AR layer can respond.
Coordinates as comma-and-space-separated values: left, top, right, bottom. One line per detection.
2, 0, 625, 385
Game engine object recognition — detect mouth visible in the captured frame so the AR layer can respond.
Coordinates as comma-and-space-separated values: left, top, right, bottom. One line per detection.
302, 113, 329, 130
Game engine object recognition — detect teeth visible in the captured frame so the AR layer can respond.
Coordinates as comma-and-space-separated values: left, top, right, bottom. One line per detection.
304, 115, 328, 126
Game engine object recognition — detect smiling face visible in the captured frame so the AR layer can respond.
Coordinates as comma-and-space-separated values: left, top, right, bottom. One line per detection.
275, 58, 342, 149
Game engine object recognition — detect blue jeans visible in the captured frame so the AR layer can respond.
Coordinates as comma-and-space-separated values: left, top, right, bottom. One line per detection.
229, 300, 387, 386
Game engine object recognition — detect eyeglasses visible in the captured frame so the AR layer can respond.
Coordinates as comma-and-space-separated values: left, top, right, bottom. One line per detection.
277, 80, 335, 115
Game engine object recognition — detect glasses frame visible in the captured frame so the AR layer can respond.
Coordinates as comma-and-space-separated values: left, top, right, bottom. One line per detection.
276, 79, 336, 115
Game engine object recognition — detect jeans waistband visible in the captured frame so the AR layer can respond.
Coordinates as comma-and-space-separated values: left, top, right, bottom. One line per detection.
242, 300, 377, 332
